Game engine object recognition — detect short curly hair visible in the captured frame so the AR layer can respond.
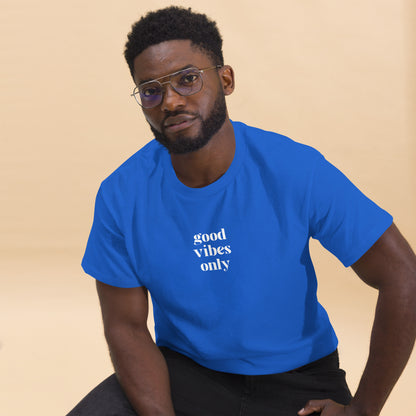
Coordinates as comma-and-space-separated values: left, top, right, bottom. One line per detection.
124, 6, 224, 79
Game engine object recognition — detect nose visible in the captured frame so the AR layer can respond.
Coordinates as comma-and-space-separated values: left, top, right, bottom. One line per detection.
160, 83, 186, 112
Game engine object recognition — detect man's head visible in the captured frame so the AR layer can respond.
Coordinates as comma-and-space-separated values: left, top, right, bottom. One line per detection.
124, 7, 234, 155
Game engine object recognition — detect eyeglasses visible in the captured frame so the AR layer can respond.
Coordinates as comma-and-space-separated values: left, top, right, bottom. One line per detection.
131, 65, 222, 109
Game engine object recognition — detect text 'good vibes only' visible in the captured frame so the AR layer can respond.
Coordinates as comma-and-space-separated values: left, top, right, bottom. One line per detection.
193, 228, 231, 272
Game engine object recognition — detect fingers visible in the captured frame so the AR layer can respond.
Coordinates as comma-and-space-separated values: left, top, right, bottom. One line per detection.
298, 399, 333, 415
298, 399, 346, 415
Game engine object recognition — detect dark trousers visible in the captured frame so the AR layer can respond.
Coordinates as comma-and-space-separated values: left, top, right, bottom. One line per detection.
67, 347, 352, 416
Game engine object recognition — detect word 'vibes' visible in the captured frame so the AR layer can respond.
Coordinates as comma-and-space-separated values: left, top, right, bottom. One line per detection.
193, 228, 231, 272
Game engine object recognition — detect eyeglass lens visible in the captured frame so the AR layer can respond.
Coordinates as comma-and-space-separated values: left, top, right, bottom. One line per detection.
136, 68, 203, 108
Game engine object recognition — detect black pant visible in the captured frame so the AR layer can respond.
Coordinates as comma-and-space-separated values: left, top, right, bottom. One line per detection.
67, 347, 351, 416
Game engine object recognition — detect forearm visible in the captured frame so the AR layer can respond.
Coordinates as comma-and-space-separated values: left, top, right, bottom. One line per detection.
349, 285, 416, 415
300, 225, 416, 416
106, 326, 176, 416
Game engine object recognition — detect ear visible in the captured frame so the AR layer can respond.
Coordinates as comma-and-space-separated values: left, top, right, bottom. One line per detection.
219, 65, 235, 96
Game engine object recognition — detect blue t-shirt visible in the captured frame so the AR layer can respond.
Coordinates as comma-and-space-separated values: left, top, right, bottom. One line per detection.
82, 121, 393, 375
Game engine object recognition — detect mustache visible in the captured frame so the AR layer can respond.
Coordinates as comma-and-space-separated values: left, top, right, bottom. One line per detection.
162, 111, 198, 123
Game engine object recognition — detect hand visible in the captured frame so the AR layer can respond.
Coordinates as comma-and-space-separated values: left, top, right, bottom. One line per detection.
298, 399, 362, 416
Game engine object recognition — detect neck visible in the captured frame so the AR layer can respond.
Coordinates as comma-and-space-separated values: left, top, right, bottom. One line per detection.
170, 119, 235, 188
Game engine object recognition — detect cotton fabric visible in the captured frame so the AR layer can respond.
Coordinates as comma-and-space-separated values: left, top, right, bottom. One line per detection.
82, 121, 392, 375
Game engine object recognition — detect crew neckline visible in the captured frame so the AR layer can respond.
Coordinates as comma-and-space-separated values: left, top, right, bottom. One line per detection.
162, 120, 245, 197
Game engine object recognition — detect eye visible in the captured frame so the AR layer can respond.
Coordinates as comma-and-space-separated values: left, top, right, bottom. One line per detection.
140, 84, 161, 97
179, 73, 199, 85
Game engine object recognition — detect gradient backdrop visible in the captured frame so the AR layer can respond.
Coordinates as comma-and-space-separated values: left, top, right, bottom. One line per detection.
1, 0, 415, 414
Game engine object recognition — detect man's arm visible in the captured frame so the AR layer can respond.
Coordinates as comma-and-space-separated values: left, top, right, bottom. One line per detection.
300, 222, 416, 416
96, 280, 176, 416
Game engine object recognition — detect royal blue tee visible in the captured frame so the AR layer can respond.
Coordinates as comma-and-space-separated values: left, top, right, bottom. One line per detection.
82, 121, 393, 375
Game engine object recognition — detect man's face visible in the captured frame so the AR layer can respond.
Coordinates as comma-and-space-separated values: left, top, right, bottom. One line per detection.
132, 40, 229, 154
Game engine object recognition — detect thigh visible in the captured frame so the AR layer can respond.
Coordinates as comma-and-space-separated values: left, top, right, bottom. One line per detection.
244, 350, 352, 416
67, 348, 245, 416
66, 374, 137, 416
161, 347, 243, 416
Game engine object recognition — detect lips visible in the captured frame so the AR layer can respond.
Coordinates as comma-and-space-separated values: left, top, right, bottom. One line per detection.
163, 114, 197, 133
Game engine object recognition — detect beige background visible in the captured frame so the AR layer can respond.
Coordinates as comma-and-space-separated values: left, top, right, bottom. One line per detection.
1, 0, 415, 414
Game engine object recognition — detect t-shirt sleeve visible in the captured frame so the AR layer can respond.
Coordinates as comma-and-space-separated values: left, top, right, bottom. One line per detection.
308, 154, 393, 267
81, 184, 143, 288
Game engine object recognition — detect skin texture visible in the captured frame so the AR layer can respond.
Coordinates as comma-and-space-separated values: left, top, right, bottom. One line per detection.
97, 282, 175, 416
133, 40, 236, 188
148, 89, 228, 155
98, 39, 416, 416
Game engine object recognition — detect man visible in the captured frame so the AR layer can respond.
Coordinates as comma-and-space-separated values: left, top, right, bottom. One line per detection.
68, 6, 416, 416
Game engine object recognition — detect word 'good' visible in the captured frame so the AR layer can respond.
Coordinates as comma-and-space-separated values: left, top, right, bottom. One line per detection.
194, 228, 227, 245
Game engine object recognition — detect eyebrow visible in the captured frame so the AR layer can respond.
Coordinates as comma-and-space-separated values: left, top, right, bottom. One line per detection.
138, 64, 196, 86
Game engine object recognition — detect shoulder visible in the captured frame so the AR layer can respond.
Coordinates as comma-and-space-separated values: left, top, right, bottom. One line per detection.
232, 120, 323, 173
99, 139, 166, 197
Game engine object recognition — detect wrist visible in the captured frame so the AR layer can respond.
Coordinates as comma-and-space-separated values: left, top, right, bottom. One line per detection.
348, 397, 381, 416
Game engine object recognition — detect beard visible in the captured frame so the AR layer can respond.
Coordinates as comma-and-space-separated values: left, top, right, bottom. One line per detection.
149, 91, 227, 154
